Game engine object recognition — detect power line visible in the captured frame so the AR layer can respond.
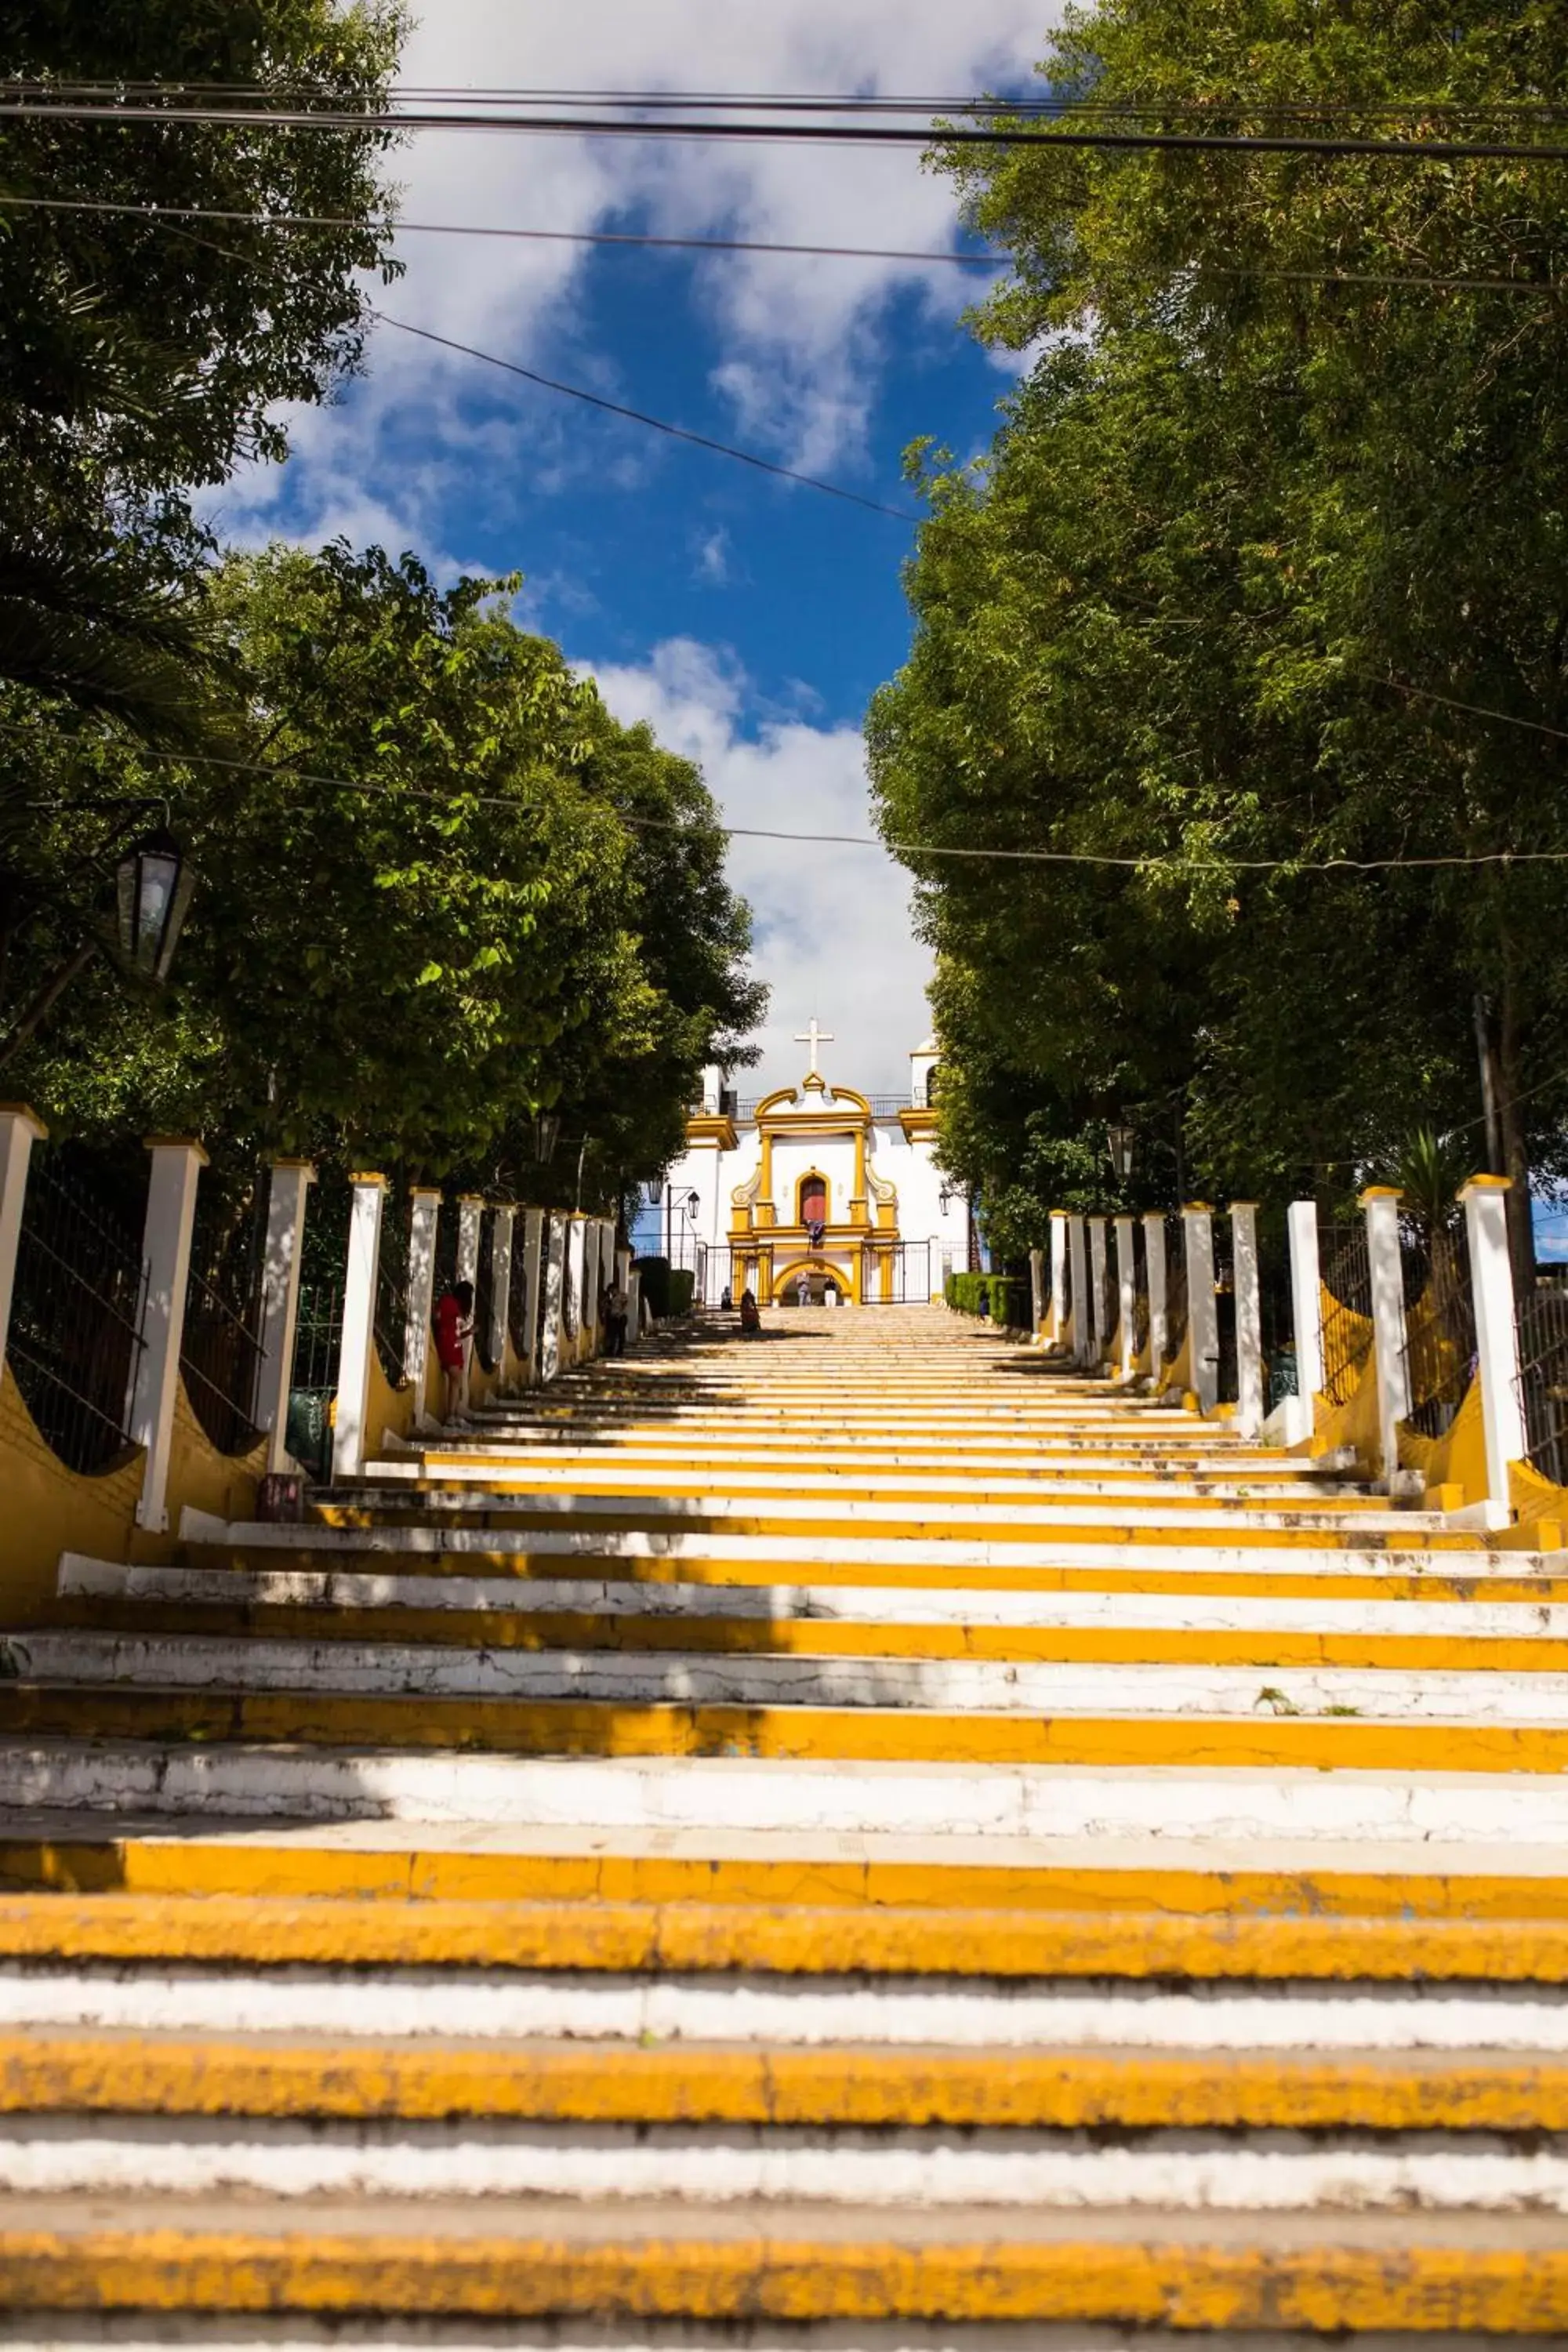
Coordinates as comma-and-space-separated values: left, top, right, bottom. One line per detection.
0, 193, 999, 270
9, 195, 1565, 300
7, 97, 1568, 162
369, 311, 918, 522
29, 742, 1568, 873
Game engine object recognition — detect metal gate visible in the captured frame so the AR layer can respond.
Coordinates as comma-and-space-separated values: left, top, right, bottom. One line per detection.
866, 1241, 934, 1304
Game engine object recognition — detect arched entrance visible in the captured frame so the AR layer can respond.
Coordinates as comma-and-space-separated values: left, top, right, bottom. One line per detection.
773, 1256, 848, 1306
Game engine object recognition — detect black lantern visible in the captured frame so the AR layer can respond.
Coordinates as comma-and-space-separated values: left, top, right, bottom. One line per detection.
533, 1111, 561, 1165
115, 828, 194, 981
684, 1188, 700, 1219
938, 1181, 955, 1214
1106, 1120, 1135, 1183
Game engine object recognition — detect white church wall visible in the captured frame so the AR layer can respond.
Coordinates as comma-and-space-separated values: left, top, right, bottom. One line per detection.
769, 1132, 858, 1229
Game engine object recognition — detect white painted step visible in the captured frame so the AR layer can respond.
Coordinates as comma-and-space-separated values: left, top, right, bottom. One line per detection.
3, 2115, 1564, 2212
62, 1558, 1568, 1638
2, 1967, 1562, 2053
5, 1744, 1568, 1838
17, 1632, 1568, 1722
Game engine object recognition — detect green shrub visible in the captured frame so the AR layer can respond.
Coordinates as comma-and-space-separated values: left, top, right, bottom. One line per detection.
635, 1255, 672, 1316
668, 1269, 695, 1316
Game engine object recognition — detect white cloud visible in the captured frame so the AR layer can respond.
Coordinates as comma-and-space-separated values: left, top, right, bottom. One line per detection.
693, 526, 731, 585
216, 0, 1054, 543
586, 638, 932, 1096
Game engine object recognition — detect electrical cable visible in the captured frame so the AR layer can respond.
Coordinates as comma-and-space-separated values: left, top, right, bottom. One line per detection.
368, 311, 919, 521
6, 98, 1568, 162
8, 195, 1564, 301
26, 742, 1568, 874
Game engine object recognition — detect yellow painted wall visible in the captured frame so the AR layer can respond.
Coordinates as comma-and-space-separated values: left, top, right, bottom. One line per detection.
1396, 1375, 1487, 1508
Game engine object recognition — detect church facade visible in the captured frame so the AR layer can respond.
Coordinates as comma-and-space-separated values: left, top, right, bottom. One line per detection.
664, 1029, 968, 1306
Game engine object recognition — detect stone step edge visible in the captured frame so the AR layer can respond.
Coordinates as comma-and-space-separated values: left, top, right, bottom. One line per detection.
0, 2210, 1564, 2328
6, 1687, 1568, 1773
5, 1895, 1568, 1977
4, 2031, 1566, 2131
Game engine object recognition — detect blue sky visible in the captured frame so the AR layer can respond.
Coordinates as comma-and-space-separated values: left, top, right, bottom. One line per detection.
215, 0, 1053, 1097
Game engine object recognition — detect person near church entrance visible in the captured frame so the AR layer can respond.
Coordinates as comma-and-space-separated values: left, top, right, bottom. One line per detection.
739, 1287, 760, 1336
720, 1284, 733, 1311
434, 1279, 474, 1422
796, 1273, 811, 1308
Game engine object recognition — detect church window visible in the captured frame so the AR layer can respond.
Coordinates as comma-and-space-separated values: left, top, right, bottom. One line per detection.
799, 1174, 828, 1227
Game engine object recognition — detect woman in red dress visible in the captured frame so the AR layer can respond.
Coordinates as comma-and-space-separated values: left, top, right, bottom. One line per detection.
434, 1279, 474, 1422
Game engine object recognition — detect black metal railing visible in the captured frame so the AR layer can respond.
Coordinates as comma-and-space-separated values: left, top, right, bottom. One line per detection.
1319, 1220, 1373, 1407
508, 1216, 532, 1358
288, 1279, 343, 1480
1132, 1222, 1151, 1357
473, 1211, 498, 1374
1402, 1218, 1476, 1440
7, 1153, 147, 1474
180, 1254, 265, 1457
1098, 1227, 1117, 1361
374, 1196, 412, 1388
1163, 1213, 1189, 1365
1517, 1287, 1568, 1489
1213, 1225, 1238, 1406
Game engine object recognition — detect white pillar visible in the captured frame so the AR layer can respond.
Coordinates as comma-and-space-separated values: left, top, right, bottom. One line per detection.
1461, 1174, 1526, 1528
1183, 1203, 1219, 1416
1361, 1185, 1411, 1484
1231, 1202, 1263, 1440
1029, 1247, 1045, 1341
1114, 1215, 1137, 1382
256, 1158, 315, 1475
1087, 1216, 1108, 1368
541, 1211, 568, 1382
490, 1206, 516, 1381
1143, 1212, 1168, 1374
1049, 1214, 1069, 1344
582, 1218, 601, 1355
1066, 1214, 1090, 1367
405, 1188, 441, 1431
566, 1217, 588, 1363
1287, 1200, 1324, 1402
331, 1173, 386, 1483
456, 1195, 483, 1406
519, 1209, 544, 1385
130, 1138, 208, 1532
0, 1105, 46, 1370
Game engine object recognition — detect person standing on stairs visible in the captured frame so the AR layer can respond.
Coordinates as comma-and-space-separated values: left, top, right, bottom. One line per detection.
434, 1279, 474, 1422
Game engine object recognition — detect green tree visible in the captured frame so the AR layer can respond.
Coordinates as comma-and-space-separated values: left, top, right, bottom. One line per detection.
871, 0, 1568, 1264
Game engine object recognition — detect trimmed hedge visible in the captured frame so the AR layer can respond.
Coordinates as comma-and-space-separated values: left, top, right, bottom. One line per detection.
944, 1272, 1032, 1330
634, 1258, 696, 1319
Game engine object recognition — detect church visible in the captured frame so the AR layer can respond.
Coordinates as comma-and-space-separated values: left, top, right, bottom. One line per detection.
659, 1025, 969, 1306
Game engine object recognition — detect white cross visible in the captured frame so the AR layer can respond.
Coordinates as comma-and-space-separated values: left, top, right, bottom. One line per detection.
794, 1018, 835, 1071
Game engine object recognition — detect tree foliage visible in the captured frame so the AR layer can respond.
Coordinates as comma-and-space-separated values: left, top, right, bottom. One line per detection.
13, 544, 764, 1199
869, 0, 1568, 1265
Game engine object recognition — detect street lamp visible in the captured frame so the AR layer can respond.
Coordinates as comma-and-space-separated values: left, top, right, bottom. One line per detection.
1105, 1120, 1136, 1185
114, 828, 194, 981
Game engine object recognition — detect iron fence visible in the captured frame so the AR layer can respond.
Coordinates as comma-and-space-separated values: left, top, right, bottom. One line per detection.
508, 1220, 532, 1359
1132, 1222, 1150, 1358
1517, 1287, 1568, 1489
1402, 1218, 1476, 1440
288, 1279, 343, 1480
1319, 1220, 1374, 1407
1163, 1213, 1189, 1367
1098, 1229, 1117, 1362
180, 1217, 266, 1457
7, 1153, 147, 1474
862, 1241, 933, 1304
473, 1211, 499, 1373
1213, 1225, 1237, 1406
374, 1196, 412, 1388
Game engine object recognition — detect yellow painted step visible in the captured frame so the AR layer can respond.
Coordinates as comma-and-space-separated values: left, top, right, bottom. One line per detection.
4, 2031, 1564, 2131
2, 2210, 1566, 2329
2, 1685, 1567, 1770
5, 1893, 1568, 1975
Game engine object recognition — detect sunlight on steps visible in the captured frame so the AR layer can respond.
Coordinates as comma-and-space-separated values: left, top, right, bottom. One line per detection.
2, 1305, 1567, 2340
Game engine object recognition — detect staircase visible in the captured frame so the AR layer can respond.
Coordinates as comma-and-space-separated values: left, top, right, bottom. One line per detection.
3, 1304, 1568, 2338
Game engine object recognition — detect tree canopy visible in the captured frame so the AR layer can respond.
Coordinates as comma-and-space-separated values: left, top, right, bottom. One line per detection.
869, 0, 1568, 1268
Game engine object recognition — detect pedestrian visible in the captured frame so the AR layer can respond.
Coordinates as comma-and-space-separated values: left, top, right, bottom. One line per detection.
605, 1277, 630, 1357
434, 1279, 474, 1422
720, 1283, 733, 1312
739, 1287, 761, 1337
796, 1272, 811, 1308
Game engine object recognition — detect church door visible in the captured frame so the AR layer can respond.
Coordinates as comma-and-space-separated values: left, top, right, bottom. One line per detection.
800, 1176, 827, 1232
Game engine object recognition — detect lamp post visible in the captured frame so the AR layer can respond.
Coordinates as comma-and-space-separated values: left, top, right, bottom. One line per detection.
1106, 1120, 1136, 1187
115, 828, 195, 980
